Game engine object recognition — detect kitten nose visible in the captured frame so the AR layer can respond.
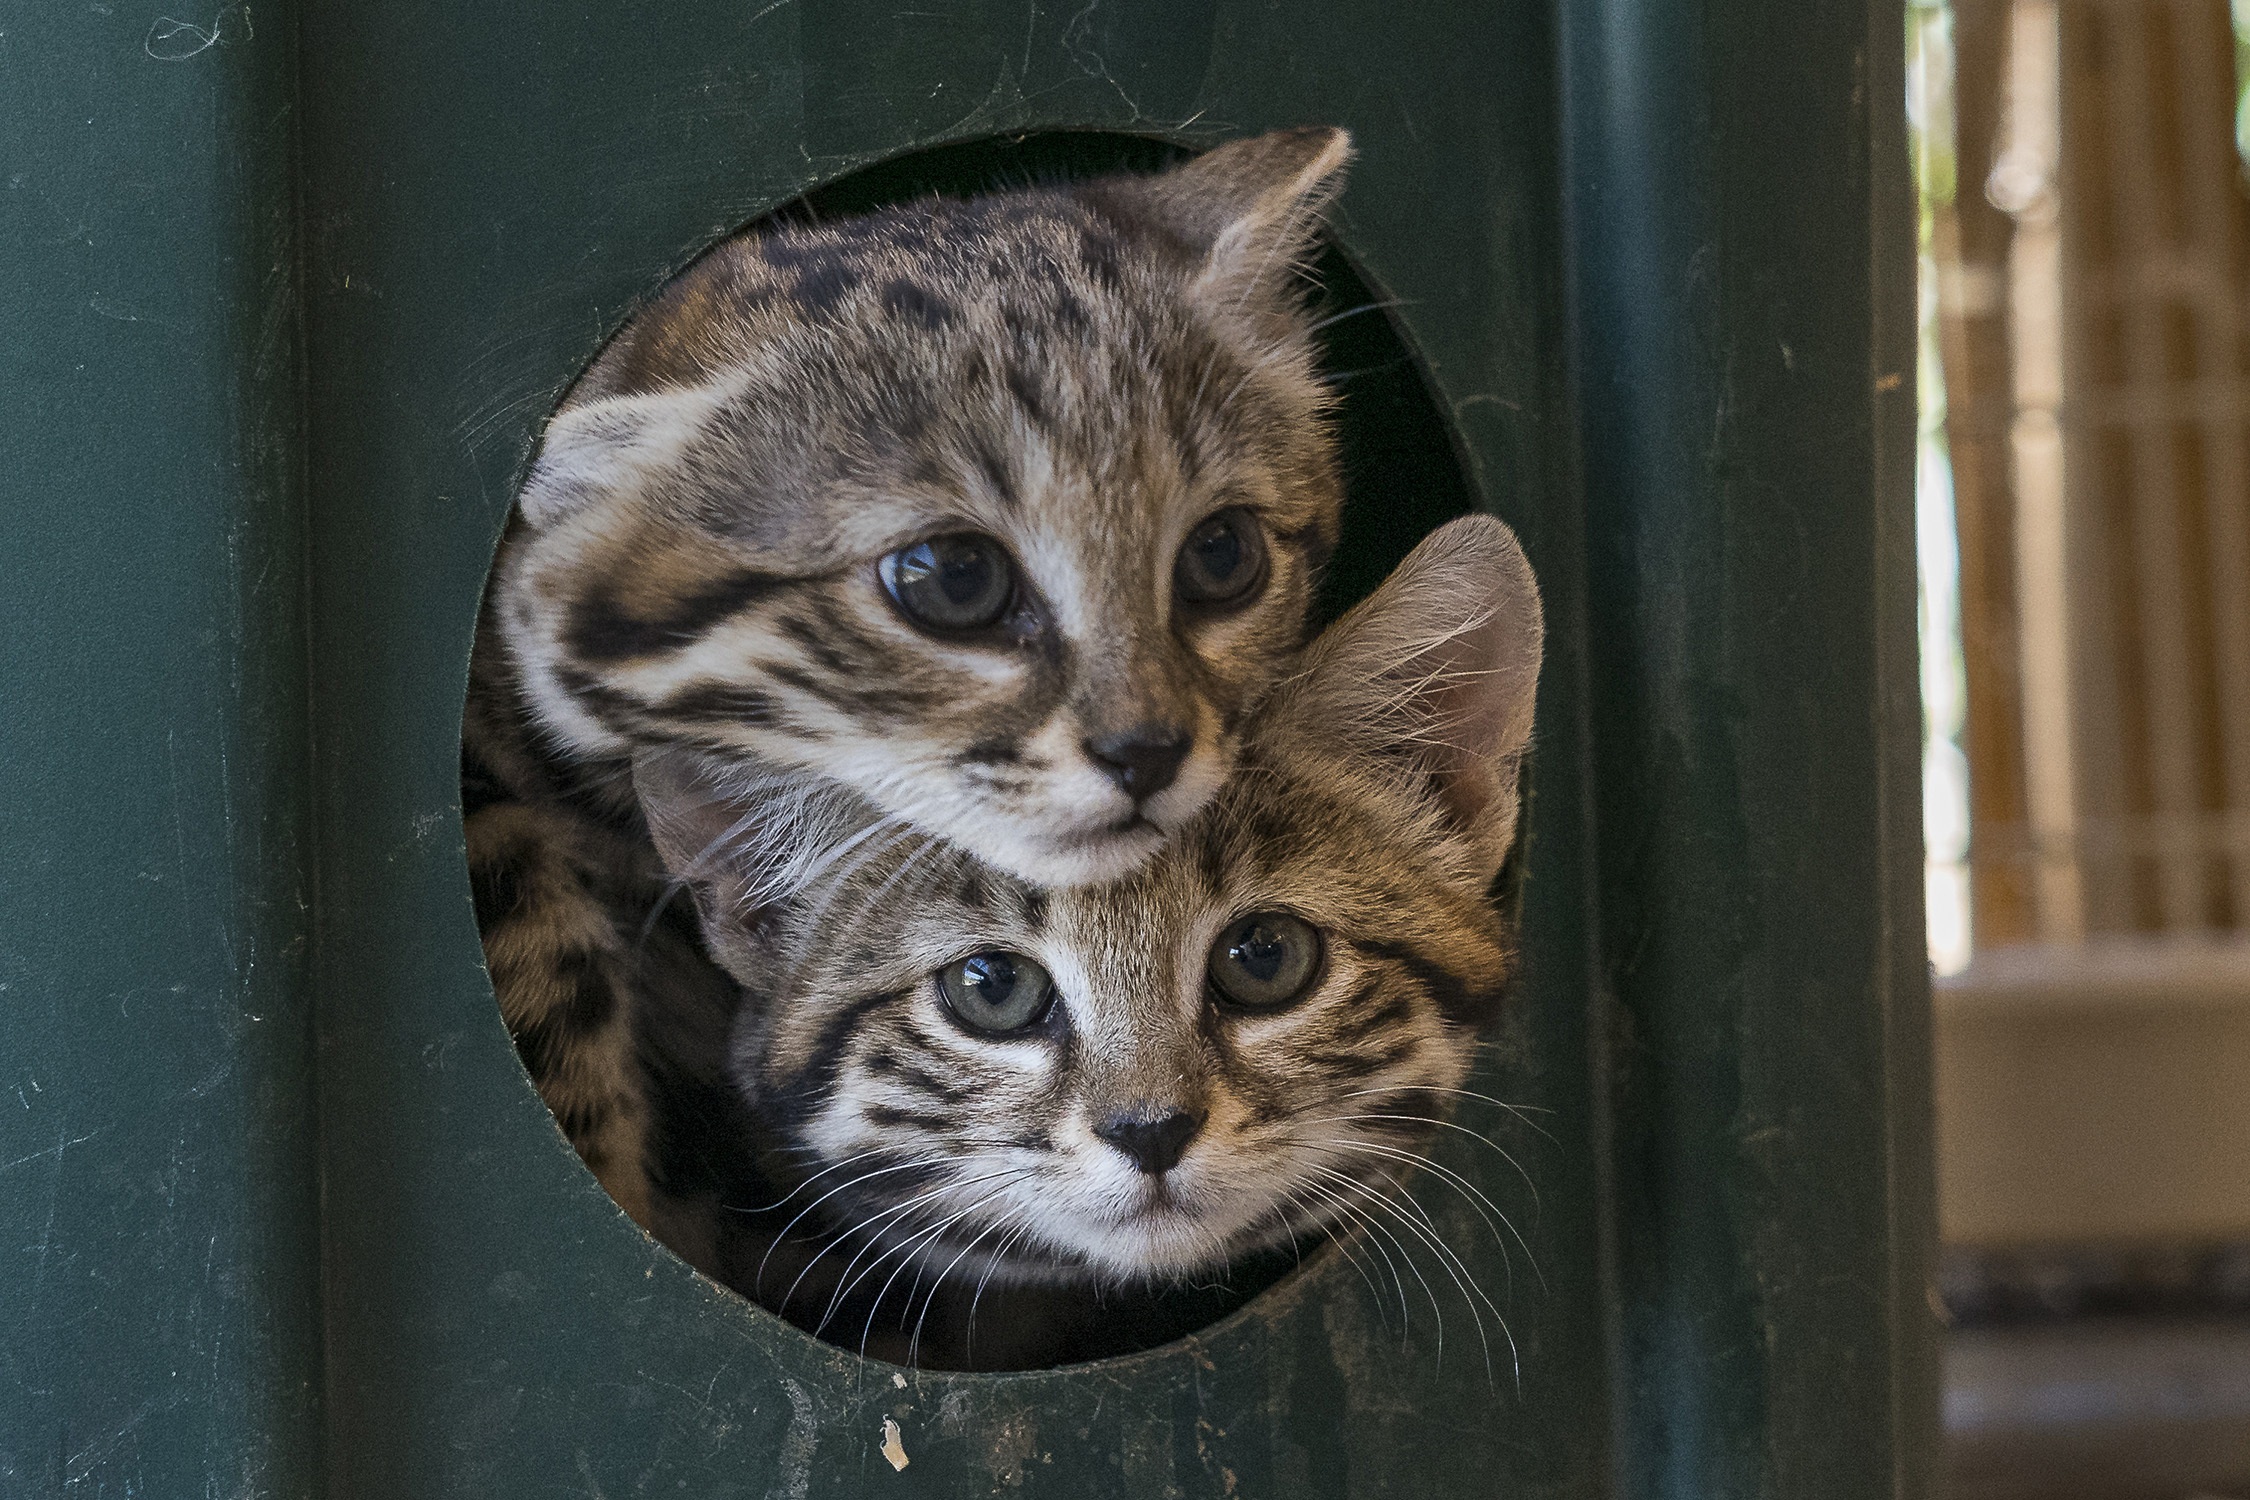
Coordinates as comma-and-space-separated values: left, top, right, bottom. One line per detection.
1084, 727, 1191, 800
1094, 1108, 1204, 1175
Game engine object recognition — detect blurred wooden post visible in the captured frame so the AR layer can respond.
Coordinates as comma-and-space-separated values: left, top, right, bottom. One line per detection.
2006, 0, 2093, 942
1943, 0, 2041, 945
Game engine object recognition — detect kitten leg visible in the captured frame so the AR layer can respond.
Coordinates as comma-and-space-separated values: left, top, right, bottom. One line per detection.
468, 800, 658, 1230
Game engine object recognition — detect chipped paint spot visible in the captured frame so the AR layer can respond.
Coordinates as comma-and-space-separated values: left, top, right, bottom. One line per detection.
880, 1415, 910, 1471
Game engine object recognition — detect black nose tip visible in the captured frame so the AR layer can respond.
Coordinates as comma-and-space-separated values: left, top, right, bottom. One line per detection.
1093, 1108, 1204, 1175
1084, 727, 1191, 800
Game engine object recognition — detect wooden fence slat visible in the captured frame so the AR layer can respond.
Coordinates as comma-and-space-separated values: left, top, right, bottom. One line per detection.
2169, 0, 2250, 926
2087, 0, 2212, 932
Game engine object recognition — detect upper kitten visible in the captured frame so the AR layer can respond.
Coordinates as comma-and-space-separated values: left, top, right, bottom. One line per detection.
634, 516, 1543, 1368
481, 127, 1354, 889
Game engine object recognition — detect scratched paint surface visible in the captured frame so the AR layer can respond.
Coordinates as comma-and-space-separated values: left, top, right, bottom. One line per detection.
0, 0, 322, 1495
2, 0, 1932, 1493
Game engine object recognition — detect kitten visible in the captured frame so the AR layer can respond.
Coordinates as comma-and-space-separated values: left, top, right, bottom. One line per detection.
634, 515, 1543, 1368
476, 126, 1354, 886
466, 129, 1357, 1227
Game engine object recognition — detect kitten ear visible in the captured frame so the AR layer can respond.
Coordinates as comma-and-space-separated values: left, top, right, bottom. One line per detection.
634, 744, 889, 931
633, 744, 759, 920
1099, 127, 1354, 300
518, 387, 724, 529
1292, 514, 1544, 878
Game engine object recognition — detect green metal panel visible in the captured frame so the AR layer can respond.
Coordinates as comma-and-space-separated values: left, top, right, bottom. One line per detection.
0, 3, 323, 1496
1558, 2, 1938, 1495
1, 0, 1934, 1495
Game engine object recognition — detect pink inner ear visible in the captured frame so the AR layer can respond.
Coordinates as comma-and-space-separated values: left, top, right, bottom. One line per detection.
633, 746, 740, 886
1403, 604, 1528, 827
1312, 514, 1542, 853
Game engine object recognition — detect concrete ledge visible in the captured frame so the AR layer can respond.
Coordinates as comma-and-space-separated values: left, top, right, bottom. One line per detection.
1937, 939, 2250, 1246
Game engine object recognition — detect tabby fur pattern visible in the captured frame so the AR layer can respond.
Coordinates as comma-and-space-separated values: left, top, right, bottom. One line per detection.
635, 516, 1543, 1368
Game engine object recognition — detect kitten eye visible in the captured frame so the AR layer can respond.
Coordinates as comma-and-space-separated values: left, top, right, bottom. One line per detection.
937, 951, 1056, 1034
1208, 911, 1322, 1010
880, 532, 1015, 632
1173, 507, 1269, 608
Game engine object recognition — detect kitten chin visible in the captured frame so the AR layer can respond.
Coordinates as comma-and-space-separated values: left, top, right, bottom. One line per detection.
994, 820, 1169, 889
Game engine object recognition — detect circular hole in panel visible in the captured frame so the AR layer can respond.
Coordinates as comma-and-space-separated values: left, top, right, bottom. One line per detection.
464, 132, 1485, 1370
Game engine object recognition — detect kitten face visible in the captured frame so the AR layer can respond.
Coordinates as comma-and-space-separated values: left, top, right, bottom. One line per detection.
496, 130, 1354, 886
640, 516, 1544, 1291
715, 768, 1511, 1282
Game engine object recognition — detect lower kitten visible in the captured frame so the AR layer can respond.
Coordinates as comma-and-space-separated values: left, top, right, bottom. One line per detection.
632, 515, 1543, 1368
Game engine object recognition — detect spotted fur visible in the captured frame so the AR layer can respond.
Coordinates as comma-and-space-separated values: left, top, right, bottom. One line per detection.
466, 130, 1359, 1230
636, 516, 1543, 1368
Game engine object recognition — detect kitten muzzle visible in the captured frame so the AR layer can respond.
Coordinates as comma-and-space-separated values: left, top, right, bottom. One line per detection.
1092, 1107, 1204, 1176
1081, 726, 1192, 801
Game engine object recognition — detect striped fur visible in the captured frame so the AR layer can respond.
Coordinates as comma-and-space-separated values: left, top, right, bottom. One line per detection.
467, 130, 1359, 1232
637, 516, 1543, 1367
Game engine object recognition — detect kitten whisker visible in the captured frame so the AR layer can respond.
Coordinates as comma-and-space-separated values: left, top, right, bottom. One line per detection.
963, 1215, 1039, 1365
1297, 1178, 1417, 1348
768, 822, 920, 949
751, 814, 916, 929
755, 1155, 957, 1295
1303, 296, 1411, 337
1319, 357, 1414, 387
841, 836, 943, 927
1276, 1185, 1394, 1340
799, 1162, 1027, 1332
852, 1176, 1034, 1356
729, 1142, 898, 1214
1305, 1134, 1543, 1296
907, 1203, 1029, 1367
1303, 1164, 1496, 1387
1342, 1085, 1560, 1146
1304, 1163, 1515, 1392
1305, 1111, 1543, 1214
1304, 1164, 1477, 1375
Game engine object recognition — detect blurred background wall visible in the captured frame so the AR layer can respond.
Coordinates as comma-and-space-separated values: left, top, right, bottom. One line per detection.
1913, 1, 2250, 1492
